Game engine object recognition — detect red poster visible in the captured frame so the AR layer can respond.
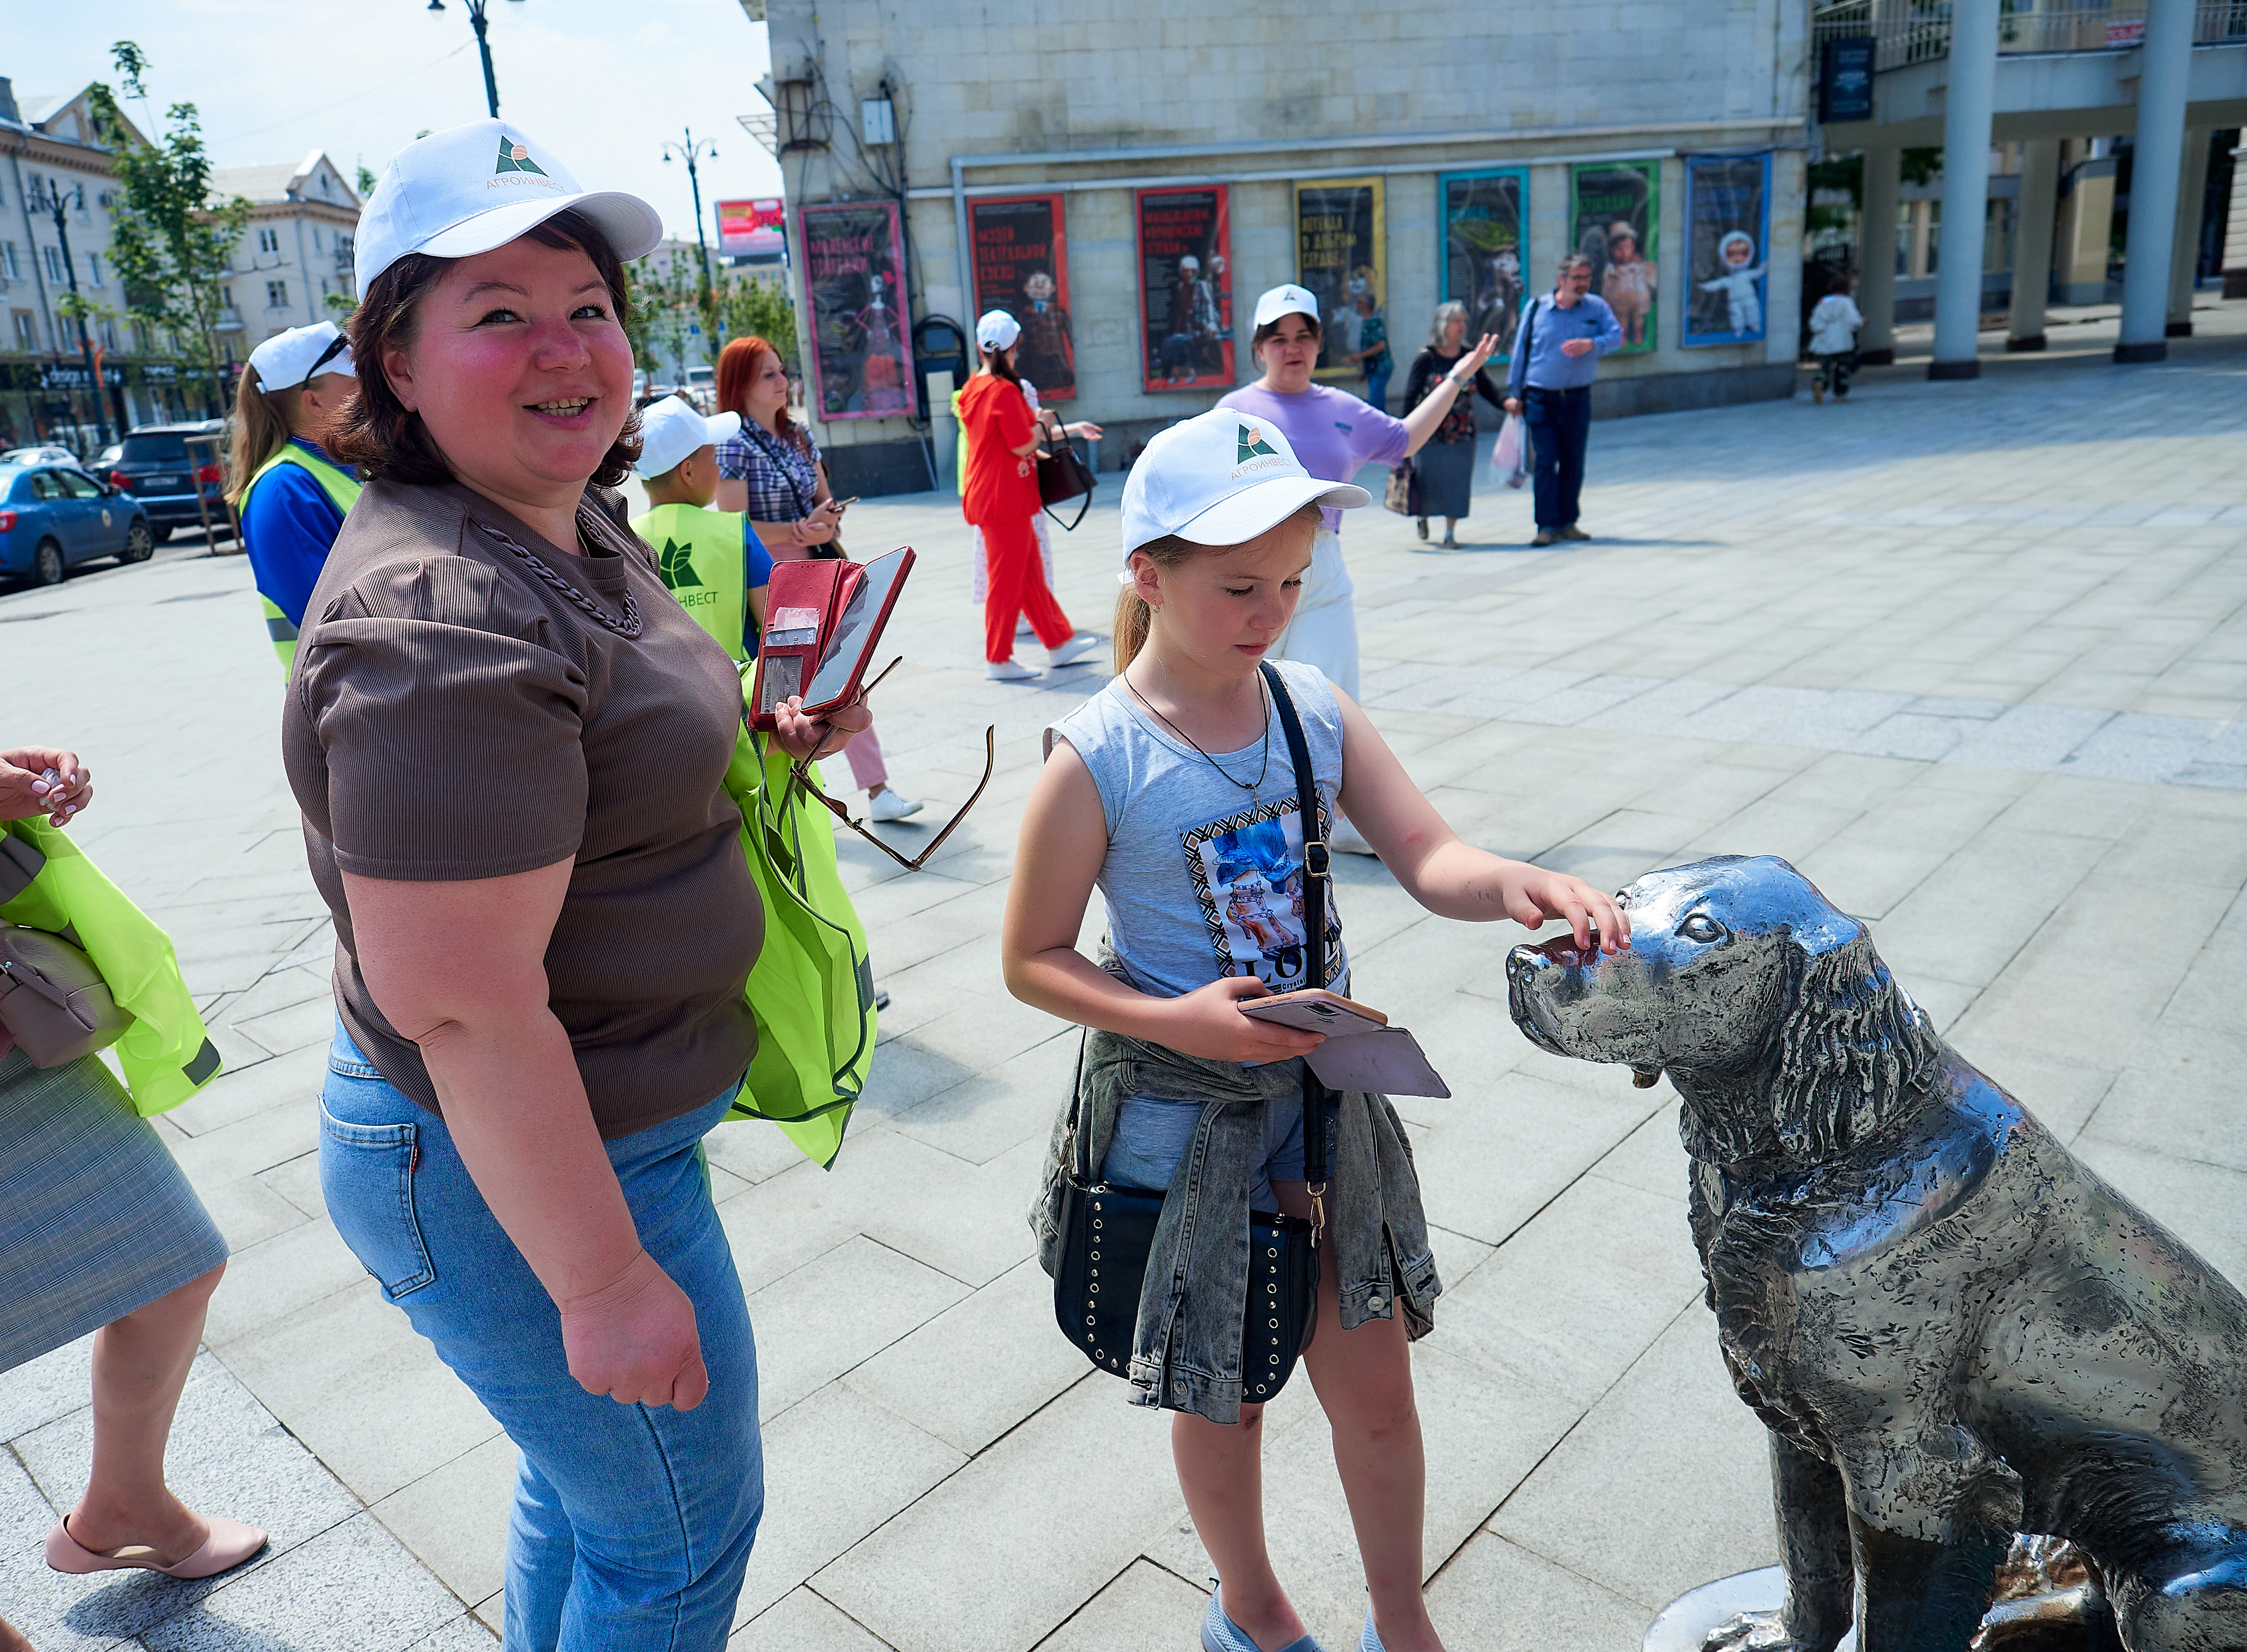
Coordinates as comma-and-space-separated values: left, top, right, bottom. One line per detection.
799, 201, 914, 421
1135, 185, 1233, 394
970, 193, 1073, 402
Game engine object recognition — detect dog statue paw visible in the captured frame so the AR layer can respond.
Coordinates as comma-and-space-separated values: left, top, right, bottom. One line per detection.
1700, 1610, 1809, 1652
1507, 856, 2247, 1652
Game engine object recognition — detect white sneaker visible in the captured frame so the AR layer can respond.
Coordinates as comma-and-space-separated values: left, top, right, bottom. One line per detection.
1045, 631, 1102, 669
869, 789, 923, 823
986, 659, 1038, 681
1328, 815, 1380, 857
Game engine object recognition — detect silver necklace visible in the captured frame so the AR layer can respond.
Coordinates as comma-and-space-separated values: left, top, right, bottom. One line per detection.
472, 515, 643, 639
1124, 670, 1272, 793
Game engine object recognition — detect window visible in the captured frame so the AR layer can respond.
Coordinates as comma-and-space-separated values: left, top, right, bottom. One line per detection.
257, 227, 280, 255
337, 234, 354, 258
266, 279, 289, 309
0, 243, 17, 280
27, 471, 65, 501
100, 318, 119, 350
10, 312, 34, 351
57, 469, 102, 500
86, 252, 102, 285
220, 284, 235, 308
311, 226, 321, 250
43, 245, 65, 283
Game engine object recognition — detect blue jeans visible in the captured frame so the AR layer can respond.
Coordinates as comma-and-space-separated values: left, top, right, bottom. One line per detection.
1525, 384, 1591, 530
1103, 1091, 1309, 1213
1363, 369, 1392, 412
319, 1026, 761, 1652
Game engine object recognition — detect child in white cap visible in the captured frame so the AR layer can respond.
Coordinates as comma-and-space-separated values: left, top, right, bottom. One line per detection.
1006, 406, 1627, 1652
629, 395, 769, 663
227, 320, 360, 670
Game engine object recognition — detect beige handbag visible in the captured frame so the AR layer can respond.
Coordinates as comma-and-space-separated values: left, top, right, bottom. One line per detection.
0, 834, 135, 1067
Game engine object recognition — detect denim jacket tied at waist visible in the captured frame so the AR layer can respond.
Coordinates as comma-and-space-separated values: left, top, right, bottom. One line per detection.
1031, 1025, 1442, 1424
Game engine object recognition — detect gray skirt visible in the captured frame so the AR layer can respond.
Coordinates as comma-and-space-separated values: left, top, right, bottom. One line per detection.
0, 1046, 229, 1372
1417, 437, 1477, 520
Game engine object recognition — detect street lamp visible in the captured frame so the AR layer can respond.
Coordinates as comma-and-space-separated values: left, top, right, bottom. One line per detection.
661, 128, 721, 350
426, 0, 524, 120
28, 177, 113, 450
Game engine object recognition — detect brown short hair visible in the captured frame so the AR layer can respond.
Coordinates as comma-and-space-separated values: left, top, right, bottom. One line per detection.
1251, 311, 1321, 359
329, 209, 642, 487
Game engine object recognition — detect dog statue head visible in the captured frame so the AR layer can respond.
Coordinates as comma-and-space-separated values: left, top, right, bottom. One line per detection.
1506, 856, 1941, 1167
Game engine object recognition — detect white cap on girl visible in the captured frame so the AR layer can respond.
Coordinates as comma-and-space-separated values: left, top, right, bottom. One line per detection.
1121, 407, 1368, 557
975, 310, 1022, 351
248, 321, 355, 390
1251, 283, 1320, 328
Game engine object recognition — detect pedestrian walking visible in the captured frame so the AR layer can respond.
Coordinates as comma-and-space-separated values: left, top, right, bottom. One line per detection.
1504, 255, 1624, 547
1351, 281, 1393, 411
1809, 274, 1865, 405
1007, 408, 1629, 1652
226, 321, 360, 671
2, 744, 266, 1638
292, 119, 872, 1652
1215, 284, 1495, 777
959, 310, 1100, 681
712, 335, 920, 821
1403, 301, 1506, 549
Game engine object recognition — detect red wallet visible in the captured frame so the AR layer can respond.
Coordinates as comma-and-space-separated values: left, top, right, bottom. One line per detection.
749, 548, 916, 731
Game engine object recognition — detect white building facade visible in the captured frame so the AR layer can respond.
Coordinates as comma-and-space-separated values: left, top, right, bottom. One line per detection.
746, 1, 1813, 495
208, 151, 362, 358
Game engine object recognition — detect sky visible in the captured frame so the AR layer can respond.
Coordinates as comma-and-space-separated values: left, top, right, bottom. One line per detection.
8, 0, 785, 246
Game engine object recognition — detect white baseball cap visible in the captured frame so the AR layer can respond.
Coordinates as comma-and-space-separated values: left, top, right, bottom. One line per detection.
248, 322, 355, 390
1252, 283, 1319, 329
1121, 408, 1369, 556
975, 309, 1021, 351
356, 119, 664, 292
633, 397, 742, 480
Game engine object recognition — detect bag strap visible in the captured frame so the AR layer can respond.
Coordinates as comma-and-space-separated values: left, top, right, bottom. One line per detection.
1068, 1027, 1094, 1183
1259, 661, 1333, 1225
746, 420, 818, 520
1042, 435, 1094, 533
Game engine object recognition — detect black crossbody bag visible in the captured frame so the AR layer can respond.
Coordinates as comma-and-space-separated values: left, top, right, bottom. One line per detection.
1053, 661, 1333, 1402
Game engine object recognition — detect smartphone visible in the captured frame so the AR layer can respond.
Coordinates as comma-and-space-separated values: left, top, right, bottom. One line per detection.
828, 496, 860, 512
1238, 988, 1389, 1036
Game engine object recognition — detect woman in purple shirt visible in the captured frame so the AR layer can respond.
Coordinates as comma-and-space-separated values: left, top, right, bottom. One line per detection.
1218, 284, 1496, 704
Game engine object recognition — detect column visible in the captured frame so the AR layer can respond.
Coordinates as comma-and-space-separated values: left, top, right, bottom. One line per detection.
1929, 0, 2001, 379
2229, 139, 2247, 298
1858, 144, 1901, 363
2167, 127, 2212, 334
2115, 0, 2195, 362
2007, 138, 2061, 350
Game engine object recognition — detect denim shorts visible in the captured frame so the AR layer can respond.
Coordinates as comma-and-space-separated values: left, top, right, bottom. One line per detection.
1102, 1091, 1306, 1214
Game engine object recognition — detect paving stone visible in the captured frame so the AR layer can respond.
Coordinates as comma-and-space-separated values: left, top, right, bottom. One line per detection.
0, 1442, 54, 1556
732, 1382, 964, 1627
199, 1217, 368, 1348
1423, 1530, 1652, 1652
0, 1333, 94, 1443
161, 1043, 328, 1140
731, 1587, 895, 1651
745, 1235, 971, 1423
138, 1514, 462, 1652
405, 1615, 498, 1648
371, 1433, 520, 1611
1033, 1558, 1206, 1651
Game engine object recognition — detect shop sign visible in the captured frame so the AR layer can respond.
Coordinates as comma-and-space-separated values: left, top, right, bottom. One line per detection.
39, 363, 123, 388
1294, 177, 1385, 382
1683, 153, 1773, 348
1438, 168, 1529, 361
798, 200, 914, 421
1571, 160, 1661, 355
717, 198, 786, 259
1820, 37, 1876, 123
970, 193, 1074, 402
1134, 185, 1232, 394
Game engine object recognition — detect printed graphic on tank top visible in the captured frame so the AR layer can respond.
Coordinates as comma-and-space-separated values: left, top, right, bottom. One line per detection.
1186, 795, 1343, 992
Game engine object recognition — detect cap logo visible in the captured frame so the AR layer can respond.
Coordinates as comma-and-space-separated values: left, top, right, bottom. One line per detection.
658, 538, 700, 588
494, 138, 548, 178
1236, 423, 1278, 464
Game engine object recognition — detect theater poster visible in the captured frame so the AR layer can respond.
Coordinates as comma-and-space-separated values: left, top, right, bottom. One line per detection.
798, 200, 914, 420
1136, 185, 1233, 393
1439, 167, 1529, 360
1294, 176, 1385, 381
1570, 160, 1660, 353
970, 192, 1074, 401
1682, 153, 1772, 347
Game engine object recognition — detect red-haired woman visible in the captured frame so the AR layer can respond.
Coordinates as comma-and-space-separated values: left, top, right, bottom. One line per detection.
712, 336, 919, 821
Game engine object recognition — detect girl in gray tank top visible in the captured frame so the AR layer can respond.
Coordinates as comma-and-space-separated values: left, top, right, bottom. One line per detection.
1004, 407, 1629, 1652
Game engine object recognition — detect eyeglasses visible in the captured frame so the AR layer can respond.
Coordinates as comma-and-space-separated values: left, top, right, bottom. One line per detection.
778, 657, 998, 873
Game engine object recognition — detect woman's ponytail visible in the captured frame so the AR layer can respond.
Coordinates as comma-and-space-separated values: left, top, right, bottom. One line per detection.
225, 366, 294, 508
1113, 582, 1152, 674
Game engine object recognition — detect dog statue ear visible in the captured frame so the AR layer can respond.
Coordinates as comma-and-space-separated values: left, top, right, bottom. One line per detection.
1769, 932, 1937, 1158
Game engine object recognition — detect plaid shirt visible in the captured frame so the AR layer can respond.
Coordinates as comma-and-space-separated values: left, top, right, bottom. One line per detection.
714, 423, 823, 526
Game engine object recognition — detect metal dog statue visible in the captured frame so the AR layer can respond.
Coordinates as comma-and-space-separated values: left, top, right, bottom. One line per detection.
1505, 856, 2247, 1652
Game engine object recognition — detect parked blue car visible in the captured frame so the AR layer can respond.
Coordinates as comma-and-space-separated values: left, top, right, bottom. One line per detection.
0, 462, 155, 587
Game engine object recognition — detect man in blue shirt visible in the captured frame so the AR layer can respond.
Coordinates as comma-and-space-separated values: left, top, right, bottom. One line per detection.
1505, 254, 1624, 546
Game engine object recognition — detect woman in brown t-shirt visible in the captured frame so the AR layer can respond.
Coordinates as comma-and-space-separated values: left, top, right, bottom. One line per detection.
283, 120, 863, 1647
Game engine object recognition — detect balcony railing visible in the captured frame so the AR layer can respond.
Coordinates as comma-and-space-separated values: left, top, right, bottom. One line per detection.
214, 308, 243, 333
1813, 0, 2247, 72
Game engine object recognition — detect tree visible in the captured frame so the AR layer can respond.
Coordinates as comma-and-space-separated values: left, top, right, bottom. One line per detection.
713, 269, 797, 365
624, 253, 701, 384
85, 42, 250, 415
355, 163, 377, 200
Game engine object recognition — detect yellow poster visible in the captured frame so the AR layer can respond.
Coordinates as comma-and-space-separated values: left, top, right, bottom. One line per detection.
1294, 177, 1386, 383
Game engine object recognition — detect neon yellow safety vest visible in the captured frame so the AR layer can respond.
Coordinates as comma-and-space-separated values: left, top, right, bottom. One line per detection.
242, 443, 361, 672
1, 818, 222, 1115
633, 502, 749, 663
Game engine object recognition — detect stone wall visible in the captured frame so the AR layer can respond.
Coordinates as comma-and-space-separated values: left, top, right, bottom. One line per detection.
758, 0, 1812, 490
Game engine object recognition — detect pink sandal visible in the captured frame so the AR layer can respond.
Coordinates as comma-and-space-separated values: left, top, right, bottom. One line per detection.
45, 1514, 268, 1581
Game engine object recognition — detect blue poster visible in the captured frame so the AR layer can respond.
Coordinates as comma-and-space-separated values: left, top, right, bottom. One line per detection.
1683, 153, 1773, 348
